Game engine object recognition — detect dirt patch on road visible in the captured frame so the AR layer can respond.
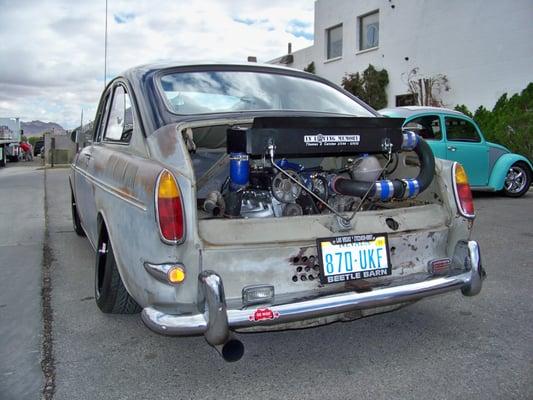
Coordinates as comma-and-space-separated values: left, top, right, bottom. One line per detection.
41, 169, 56, 400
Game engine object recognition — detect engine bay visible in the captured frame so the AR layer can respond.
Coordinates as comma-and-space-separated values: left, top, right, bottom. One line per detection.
189, 116, 435, 221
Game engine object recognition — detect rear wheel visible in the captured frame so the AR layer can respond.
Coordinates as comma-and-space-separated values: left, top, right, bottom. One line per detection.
95, 230, 141, 314
503, 162, 531, 197
71, 192, 86, 237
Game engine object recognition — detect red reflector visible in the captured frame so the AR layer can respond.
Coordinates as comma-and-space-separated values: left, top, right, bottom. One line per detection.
457, 183, 474, 215
157, 197, 184, 241
429, 258, 451, 275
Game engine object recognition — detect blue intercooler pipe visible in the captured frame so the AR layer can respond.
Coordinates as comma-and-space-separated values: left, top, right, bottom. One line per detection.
331, 132, 435, 200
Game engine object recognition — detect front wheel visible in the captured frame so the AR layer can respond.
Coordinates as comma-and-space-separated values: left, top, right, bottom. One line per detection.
71, 192, 86, 237
95, 233, 141, 314
502, 162, 531, 197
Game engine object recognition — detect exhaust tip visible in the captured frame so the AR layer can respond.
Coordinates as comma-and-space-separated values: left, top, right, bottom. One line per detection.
221, 339, 245, 362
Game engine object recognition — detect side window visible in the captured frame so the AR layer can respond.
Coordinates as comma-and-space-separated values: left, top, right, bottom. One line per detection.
404, 115, 442, 140
103, 85, 134, 143
95, 92, 112, 142
445, 117, 480, 142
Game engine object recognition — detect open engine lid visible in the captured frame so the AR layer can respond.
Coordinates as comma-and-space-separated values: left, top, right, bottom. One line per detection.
227, 116, 406, 158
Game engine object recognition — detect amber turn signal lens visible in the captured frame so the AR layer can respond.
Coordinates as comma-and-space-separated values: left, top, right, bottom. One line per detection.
167, 266, 186, 284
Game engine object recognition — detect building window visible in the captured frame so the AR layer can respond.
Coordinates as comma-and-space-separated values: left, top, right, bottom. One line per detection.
326, 24, 342, 59
359, 11, 379, 50
396, 94, 417, 106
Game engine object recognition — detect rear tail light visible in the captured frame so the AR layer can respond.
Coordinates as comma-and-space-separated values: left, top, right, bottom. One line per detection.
452, 163, 475, 219
156, 170, 185, 243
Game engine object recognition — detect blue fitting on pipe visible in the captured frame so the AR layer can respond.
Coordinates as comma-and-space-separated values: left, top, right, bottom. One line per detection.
276, 158, 304, 172
401, 179, 420, 198
401, 131, 419, 151
374, 180, 395, 201
229, 152, 249, 190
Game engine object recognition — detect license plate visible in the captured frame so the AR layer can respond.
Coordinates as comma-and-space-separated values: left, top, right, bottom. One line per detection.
317, 233, 391, 284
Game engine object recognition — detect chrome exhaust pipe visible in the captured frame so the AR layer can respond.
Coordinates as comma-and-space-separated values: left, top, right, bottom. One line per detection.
214, 337, 245, 362
198, 271, 245, 361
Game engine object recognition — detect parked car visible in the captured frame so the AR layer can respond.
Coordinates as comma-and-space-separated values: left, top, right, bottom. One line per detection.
33, 138, 44, 156
379, 107, 533, 197
70, 63, 484, 361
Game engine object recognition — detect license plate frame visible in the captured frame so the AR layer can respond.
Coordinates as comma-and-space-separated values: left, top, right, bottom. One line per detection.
316, 233, 392, 284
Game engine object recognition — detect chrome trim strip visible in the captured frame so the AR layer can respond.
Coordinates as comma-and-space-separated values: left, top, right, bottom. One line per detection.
72, 165, 147, 211
142, 240, 485, 337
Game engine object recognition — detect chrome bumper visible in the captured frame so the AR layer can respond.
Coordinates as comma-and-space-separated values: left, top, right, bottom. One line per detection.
142, 240, 484, 346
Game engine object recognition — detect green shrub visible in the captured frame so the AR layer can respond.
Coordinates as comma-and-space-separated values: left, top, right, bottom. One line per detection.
303, 62, 316, 74
454, 83, 533, 162
342, 64, 389, 110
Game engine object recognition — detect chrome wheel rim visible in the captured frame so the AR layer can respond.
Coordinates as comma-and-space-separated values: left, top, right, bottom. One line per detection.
504, 166, 527, 194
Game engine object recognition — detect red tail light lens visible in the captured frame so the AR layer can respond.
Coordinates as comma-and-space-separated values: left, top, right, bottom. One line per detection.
453, 163, 475, 219
156, 170, 185, 243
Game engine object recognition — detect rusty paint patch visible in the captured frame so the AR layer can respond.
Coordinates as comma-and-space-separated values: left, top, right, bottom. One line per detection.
155, 127, 178, 158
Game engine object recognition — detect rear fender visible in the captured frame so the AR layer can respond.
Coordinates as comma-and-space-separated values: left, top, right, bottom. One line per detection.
488, 154, 533, 190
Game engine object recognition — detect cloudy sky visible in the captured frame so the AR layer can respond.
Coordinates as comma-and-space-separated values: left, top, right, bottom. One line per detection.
0, 0, 315, 128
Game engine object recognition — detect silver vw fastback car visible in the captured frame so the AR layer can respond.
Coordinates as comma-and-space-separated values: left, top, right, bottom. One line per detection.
70, 63, 484, 361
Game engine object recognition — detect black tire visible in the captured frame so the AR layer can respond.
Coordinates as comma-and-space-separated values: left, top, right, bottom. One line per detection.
95, 232, 141, 314
502, 162, 532, 198
71, 192, 86, 237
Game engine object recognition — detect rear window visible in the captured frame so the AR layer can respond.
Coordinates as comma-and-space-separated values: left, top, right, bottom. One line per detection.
158, 70, 374, 117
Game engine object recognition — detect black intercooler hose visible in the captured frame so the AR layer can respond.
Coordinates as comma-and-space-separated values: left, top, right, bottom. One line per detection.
331, 134, 435, 201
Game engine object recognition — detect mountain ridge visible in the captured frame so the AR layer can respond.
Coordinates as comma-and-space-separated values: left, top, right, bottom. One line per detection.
21, 120, 66, 137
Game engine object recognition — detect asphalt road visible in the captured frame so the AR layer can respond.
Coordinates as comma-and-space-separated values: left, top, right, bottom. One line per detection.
0, 161, 44, 400
2, 164, 533, 399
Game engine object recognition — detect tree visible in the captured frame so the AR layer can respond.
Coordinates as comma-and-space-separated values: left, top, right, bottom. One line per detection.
403, 67, 450, 107
453, 83, 533, 162
454, 104, 473, 118
303, 62, 316, 74
341, 64, 389, 109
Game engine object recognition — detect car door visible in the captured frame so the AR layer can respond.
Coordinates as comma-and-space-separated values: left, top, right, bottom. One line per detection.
404, 114, 446, 159
74, 89, 112, 246
444, 115, 489, 186
84, 83, 136, 245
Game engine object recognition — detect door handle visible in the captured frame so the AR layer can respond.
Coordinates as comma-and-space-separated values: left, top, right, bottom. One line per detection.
83, 153, 92, 159
447, 146, 457, 152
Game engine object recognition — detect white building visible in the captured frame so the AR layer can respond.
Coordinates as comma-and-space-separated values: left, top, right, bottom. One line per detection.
270, 0, 533, 110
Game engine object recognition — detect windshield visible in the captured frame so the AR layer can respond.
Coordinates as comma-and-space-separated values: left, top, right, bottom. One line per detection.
158, 70, 374, 117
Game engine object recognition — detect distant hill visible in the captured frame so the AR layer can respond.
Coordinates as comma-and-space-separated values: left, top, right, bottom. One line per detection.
21, 120, 66, 137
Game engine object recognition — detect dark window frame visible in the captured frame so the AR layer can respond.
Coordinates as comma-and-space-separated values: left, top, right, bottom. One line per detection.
358, 10, 379, 51
404, 114, 443, 141
102, 84, 135, 145
444, 116, 481, 143
326, 24, 343, 60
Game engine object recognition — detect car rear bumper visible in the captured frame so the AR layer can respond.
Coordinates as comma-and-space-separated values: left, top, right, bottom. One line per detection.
141, 240, 484, 345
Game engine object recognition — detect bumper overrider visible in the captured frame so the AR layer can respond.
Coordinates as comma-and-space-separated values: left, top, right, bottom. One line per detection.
142, 240, 484, 352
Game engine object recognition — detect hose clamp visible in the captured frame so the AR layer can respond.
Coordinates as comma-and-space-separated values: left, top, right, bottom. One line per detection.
375, 180, 394, 201
401, 131, 419, 151
401, 179, 420, 199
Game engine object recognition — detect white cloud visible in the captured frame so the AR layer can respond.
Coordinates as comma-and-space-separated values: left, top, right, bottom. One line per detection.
0, 0, 314, 128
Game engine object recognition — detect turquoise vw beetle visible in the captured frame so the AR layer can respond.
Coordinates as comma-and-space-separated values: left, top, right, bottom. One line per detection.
379, 106, 532, 197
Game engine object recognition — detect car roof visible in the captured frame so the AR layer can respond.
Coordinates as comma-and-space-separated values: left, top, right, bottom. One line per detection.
113, 62, 377, 134
120, 61, 302, 79
379, 106, 466, 118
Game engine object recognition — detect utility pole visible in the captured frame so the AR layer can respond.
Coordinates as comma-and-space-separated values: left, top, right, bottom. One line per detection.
104, 0, 108, 88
